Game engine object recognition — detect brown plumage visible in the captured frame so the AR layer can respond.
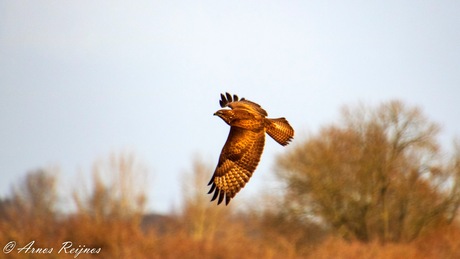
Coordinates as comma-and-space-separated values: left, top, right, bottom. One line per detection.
208, 92, 294, 205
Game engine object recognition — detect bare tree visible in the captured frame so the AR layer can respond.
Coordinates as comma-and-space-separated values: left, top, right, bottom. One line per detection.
0, 168, 60, 241
73, 152, 147, 222
445, 140, 460, 223
180, 157, 231, 242
12, 168, 59, 221
276, 100, 458, 242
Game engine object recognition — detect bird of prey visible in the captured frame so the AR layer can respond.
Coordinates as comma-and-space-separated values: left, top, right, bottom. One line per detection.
208, 92, 294, 205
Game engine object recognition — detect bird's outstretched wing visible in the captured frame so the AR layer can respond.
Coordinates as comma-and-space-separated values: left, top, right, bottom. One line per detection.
208, 126, 265, 205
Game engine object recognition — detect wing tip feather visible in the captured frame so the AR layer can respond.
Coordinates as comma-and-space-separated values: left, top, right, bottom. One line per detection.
219, 92, 243, 108
207, 179, 233, 205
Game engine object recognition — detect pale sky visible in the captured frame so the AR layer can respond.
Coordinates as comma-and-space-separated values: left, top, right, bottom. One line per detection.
1, 1, 459, 213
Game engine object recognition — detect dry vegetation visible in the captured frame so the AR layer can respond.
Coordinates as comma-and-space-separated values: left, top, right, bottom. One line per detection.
1, 100, 460, 258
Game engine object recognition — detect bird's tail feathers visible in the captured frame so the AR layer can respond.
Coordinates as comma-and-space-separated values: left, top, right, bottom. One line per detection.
265, 118, 294, 146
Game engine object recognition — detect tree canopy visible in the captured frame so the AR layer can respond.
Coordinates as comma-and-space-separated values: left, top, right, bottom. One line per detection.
276, 100, 460, 242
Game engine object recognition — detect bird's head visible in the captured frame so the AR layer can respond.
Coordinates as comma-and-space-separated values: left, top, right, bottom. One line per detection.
214, 109, 234, 125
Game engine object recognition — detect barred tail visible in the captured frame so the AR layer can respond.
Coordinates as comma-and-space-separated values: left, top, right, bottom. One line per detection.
265, 118, 294, 146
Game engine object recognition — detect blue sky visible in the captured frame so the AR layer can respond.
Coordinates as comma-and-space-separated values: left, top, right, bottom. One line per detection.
1, 1, 459, 213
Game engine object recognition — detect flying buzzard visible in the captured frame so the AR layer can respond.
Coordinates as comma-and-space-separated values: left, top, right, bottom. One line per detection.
208, 92, 294, 205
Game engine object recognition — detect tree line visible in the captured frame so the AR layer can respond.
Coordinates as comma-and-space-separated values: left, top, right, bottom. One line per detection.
1, 100, 459, 258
